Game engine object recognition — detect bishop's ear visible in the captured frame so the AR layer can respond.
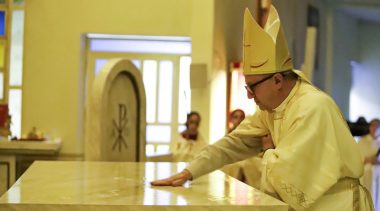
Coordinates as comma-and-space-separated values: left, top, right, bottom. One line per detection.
273, 73, 284, 85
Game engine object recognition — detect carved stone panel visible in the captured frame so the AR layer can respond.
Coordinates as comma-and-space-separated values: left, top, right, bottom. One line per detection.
85, 59, 146, 161
105, 73, 137, 161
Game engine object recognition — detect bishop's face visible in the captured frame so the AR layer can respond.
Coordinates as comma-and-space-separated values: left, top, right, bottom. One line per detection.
244, 73, 277, 111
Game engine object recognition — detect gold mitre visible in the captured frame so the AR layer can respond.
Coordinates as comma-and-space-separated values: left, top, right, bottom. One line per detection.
243, 6, 295, 75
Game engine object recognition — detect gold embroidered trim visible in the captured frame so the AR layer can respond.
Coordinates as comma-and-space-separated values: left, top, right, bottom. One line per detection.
280, 182, 310, 208
279, 177, 375, 210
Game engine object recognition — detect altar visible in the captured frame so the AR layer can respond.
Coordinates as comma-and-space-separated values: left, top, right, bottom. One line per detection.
0, 161, 287, 210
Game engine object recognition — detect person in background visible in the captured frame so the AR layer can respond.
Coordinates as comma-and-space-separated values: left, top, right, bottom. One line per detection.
222, 109, 247, 183
223, 108, 264, 189
358, 118, 380, 164
228, 109, 246, 133
171, 111, 207, 162
357, 118, 380, 195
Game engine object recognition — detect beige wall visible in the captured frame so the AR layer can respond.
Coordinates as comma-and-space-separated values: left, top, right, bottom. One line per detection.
331, 9, 358, 117
22, 0, 348, 156
353, 21, 380, 120
189, 0, 214, 144
23, 0, 214, 155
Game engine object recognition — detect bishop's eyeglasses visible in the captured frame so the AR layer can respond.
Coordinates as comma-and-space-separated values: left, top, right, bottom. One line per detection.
244, 74, 275, 94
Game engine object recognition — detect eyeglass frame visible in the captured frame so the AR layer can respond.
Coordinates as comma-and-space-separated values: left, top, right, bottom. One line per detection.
244, 73, 275, 95
244, 70, 295, 95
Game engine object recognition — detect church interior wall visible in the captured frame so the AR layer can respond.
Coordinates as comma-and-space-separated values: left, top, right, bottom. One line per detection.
19, 0, 380, 157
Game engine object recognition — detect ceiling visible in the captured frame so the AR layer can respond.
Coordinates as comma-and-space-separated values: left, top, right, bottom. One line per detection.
326, 0, 380, 22
340, 5, 380, 22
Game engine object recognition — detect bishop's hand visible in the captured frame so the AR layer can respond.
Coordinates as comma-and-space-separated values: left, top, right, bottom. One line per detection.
150, 169, 192, 186
262, 134, 274, 152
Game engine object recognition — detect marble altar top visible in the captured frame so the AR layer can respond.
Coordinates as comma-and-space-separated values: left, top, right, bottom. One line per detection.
0, 161, 288, 211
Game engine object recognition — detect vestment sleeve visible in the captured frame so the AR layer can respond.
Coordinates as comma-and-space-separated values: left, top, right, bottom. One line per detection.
186, 111, 268, 179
